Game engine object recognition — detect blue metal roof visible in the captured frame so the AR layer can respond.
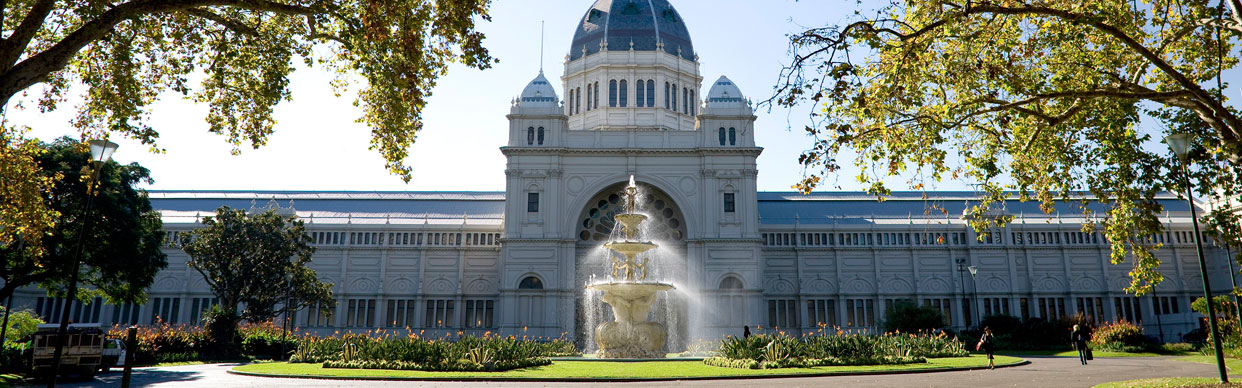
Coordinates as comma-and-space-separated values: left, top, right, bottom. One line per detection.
147, 190, 1196, 226
756, 191, 1195, 225
569, 0, 695, 61
149, 191, 505, 219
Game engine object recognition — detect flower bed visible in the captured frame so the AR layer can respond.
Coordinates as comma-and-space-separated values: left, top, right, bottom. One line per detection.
708, 329, 966, 369
293, 331, 575, 372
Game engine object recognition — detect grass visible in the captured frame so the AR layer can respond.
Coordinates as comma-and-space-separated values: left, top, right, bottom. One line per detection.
230, 355, 1022, 380
1103, 356, 1242, 388
1002, 350, 1197, 358
0, 373, 21, 388
1092, 377, 1242, 388
1175, 355, 1242, 371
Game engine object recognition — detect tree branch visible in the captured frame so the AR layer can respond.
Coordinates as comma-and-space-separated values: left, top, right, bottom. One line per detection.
0, 0, 317, 105
185, 8, 258, 36
0, 0, 55, 72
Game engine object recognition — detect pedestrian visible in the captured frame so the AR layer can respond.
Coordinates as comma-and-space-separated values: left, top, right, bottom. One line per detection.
1071, 324, 1090, 365
743, 325, 751, 338
977, 326, 996, 370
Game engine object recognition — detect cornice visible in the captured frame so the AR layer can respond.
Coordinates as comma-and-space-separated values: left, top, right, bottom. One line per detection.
500, 147, 763, 156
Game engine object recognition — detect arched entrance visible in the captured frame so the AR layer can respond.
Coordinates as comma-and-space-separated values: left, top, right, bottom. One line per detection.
573, 181, 689, 352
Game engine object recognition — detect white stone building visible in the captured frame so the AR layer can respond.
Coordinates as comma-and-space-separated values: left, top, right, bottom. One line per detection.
12, 0, 1235, 346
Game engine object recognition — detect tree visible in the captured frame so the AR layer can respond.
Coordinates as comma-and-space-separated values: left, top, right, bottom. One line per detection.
180, 207, 333, 339
883, 301, 946, 332
0, 0, 493, 181
0, 127, 57, 260
771, 0, 1242, 294
0, 137, 166, 304
1, 307, 43, 343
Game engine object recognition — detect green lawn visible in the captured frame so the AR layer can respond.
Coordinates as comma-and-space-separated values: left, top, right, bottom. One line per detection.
231, 355, 1023, 380
1092, 377, 1242, 388
1002, 350, 1196, 358
0, 373, 21, 388
1175, 355, 1242, 371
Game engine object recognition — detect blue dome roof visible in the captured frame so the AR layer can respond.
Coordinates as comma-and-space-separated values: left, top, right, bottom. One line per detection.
569, 0, 695, 61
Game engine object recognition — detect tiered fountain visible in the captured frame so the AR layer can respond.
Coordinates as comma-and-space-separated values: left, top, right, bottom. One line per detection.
586, 176, 675, 358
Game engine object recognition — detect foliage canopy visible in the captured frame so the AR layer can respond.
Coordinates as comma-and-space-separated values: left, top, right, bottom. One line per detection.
0, 137, 166, 304
180, 206, 333, 324
772, 0, 1242, 294
1, 0, 494, 179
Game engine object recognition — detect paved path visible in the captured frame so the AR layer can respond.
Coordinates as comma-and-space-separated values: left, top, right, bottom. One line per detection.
43, 356, 1233, 388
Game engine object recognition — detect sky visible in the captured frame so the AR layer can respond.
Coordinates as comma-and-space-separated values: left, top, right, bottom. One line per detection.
7, 0, 1240, 194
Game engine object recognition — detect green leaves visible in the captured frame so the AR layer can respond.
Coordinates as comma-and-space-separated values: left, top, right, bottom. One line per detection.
0, 136, 166, 303
181, 206, 334, 323
773, 0, 1242, 294
5, 0, 495, 182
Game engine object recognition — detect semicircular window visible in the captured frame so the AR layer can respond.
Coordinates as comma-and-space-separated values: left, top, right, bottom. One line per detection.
578, 182, 686, 243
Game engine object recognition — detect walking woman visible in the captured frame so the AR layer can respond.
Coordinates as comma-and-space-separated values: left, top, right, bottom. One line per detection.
977, 326, 996, 369
1071, 324, 1090, 365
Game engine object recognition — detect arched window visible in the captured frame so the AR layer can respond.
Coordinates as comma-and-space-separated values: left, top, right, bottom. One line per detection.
670, 83, 677, 111
518, 276, 543, 290
718, 127, 726, 145
729, 127, 736, 145
689, 90, 695, 115
567, 89, 574, 114
575, 87, 582, 114
594, 81, 600, 109
719, 276, 744, 290
635, 80, 645, 107
586, 83, 593, 110
682, 87, 688, 113
646, 79, 655, 107
664, 82, 671, 109
609, 80, 617, 107
619, 79, 628, 107
537, 127, 545, 145
527, 127, 534, 145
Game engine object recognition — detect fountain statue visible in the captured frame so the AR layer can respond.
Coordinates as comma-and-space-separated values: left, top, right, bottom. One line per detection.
586, 176, 675, 358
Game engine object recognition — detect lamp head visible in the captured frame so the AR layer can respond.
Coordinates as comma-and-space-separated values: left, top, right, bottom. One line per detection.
87, 139, 119, 163
968, 266, 978, 277
1164, 133, 1192, 161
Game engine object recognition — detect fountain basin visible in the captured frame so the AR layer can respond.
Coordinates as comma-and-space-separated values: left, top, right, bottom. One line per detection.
586, 281, 675, 358
602, 241, 658, 257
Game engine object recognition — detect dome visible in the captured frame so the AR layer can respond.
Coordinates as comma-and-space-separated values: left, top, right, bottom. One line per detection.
705, 76, 745, 107
518, 71, 559, 108
569, 0, 695, 61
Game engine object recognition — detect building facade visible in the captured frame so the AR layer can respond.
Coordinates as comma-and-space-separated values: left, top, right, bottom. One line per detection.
11, 0, 1234, 346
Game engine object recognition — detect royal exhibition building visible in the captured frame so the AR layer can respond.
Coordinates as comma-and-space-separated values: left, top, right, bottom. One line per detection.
12, 0, 1237, 349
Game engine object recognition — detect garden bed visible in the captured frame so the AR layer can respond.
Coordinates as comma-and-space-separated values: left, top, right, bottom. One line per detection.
230, 355, 1025, 381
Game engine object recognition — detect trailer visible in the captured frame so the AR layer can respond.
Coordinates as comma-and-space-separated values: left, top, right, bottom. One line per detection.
30, 323, 104, 379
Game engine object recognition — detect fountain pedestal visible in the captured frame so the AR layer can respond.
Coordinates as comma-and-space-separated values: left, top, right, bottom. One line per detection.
586, 282, 674, 358
585, 175, 677, 359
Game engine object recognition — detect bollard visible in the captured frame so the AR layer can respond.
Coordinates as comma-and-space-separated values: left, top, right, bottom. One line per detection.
121, 326, 136, 388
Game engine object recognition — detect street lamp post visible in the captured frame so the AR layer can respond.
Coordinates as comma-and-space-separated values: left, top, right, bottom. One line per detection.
48, 139, 117, 388
968, 265, 980, 322
1165, 133, 1227, 383
956, 258, 971, 327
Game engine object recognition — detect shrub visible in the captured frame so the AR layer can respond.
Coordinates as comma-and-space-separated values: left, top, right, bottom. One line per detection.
107, 322, 212, 365
988, 317, 1075, 350
1090, 321, 1150, 352
710, 330, 964, 369
238, 322, 297, 360
1160, 343, 1196, 353
883, 302, 946, 333
980, 314, 1021, 335
1, 341, 31, 373
291, 332, 569, 372
1, 308, 42, 343
703, 356, 758, 369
